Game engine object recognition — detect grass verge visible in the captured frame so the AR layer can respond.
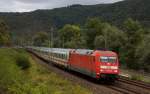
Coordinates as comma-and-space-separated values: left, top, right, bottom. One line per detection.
0, 48, 92, 94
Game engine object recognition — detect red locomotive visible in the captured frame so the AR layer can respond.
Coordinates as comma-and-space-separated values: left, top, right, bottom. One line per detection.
30, 47, 119, 81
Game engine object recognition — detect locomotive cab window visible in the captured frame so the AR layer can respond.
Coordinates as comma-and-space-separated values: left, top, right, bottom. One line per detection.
100, 56, 117, 63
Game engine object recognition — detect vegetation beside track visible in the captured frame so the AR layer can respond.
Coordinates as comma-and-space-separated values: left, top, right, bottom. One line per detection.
121, 68, 150, 83
0, 48, 92, 94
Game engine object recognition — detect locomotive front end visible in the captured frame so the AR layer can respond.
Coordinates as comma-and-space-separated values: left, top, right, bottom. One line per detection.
95, 51, 119, 81
100, 56, 119, 74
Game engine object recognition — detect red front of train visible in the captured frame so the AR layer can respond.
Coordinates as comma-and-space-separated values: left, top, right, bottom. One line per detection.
69, 50, 119, 80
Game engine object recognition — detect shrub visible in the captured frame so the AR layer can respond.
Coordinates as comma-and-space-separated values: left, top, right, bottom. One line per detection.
16, 55, 31, 70
131, 74, 144, 81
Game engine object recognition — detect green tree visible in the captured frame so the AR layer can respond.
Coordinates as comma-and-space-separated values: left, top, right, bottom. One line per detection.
122, 18, 145, 69
0, 19, 10, 46
85, 18, 104, 48
94, 35, 105, 49
59, 24, 82, 48
135, 34, 150, 72
85, 18, 126, 52
33, 31, 49, 46
94, 23, 126, 52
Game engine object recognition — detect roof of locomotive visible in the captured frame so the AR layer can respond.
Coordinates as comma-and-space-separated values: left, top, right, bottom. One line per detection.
71, 49, 117, 56
93, 50, 117, 56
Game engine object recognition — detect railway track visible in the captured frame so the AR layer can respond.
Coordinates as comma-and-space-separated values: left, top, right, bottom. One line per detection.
118, 76, 150, 90
107, 85, 138, 94
28, 50, 150, 94
107, 83, 149, 94
105, 77, 150, 94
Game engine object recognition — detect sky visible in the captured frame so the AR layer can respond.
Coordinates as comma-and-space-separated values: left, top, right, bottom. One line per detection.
0, 0, 123, 12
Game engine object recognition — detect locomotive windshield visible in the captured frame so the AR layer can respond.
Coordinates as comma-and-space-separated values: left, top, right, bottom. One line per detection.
100, 56, 117, 63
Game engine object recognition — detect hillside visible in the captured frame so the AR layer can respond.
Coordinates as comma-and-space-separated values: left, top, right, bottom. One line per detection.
0, 0, 150, 34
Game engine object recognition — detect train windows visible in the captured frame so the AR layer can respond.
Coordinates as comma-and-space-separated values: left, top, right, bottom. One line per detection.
59, 54, 62, 58
56, 53, 58, 58
108, 57, 116, 63
65, 54, 67, 60
64, 54, 66, 59
100, 57, 108, 62
62, 54, 64, 59
61, 54, 63, 58
59, 54, 60, 58
100, 56, 116, 63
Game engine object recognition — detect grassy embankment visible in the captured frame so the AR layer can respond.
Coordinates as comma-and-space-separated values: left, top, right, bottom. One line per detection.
121, 68, 150, 83
0, 48, 92, 94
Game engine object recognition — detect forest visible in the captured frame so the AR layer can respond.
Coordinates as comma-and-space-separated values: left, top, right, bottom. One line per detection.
0, 0, 150, 34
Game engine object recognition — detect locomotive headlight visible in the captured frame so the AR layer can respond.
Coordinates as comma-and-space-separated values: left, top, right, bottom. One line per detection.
100, 69, 104, 72
100, 66, 107, 69
100, 66, 118, 69
114, 70, 118, 72
111, 66, 118, 70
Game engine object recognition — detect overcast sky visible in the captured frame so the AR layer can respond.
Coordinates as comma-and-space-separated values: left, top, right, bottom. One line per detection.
0, 0, 123, 12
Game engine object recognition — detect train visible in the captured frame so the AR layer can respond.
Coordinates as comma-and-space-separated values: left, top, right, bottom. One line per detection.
28, 47, 119, 82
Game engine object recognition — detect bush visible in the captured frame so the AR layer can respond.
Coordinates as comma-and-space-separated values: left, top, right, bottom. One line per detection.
16, 55, 31, 70
131, 74, 144, 81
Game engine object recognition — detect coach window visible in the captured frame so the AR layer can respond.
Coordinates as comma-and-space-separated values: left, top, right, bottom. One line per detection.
56, 53, 58, 58
60, 54, 62, 58
64, 54, 66, 59
58, 54, 59, 58
62, 54, 64, 59
65, 54, 67, 59
59, 54, 60, 58
63, 54, 65, 59
64, 54, 66, 60
61, 54, 63, 58
59, 54, 62, 58
52, 53, 54, 57
62, 54, 63, 59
